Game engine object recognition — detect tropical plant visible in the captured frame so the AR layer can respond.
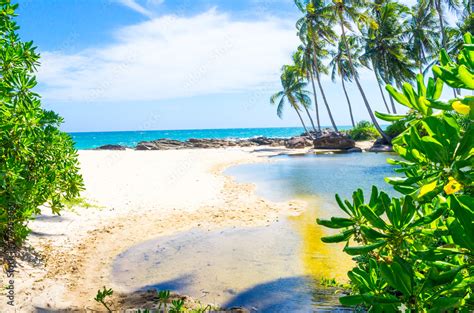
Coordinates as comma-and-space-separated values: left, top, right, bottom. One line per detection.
295, 0, 339, 132
0, 1, 83, 246
317, 33, 473, 311
94, 287, 114, 313
347, 120, 379, 141
326, 0, 391, 141
270, 66, 313, 136
329, 36, 361, 127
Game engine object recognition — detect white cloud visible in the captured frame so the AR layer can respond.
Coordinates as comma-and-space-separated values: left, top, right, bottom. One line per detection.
116, 0, 154, 18
37, 10, 298, 103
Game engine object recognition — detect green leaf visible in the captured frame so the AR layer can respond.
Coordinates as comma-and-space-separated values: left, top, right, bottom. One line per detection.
343, 240, 386, 255
375, 111, 406, 122
385, 85, 412, 108
458, 65, 474, 89
321, 229, 354, 243
410, 206, 446, 227
380, 258, 413, 297
317, 217, 355, 229
360, 205, 388, 229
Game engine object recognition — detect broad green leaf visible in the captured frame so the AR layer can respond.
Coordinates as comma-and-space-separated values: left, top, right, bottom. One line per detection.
343, 240, 386, 255
321, 229, 354, 243
374, 111, 406, 121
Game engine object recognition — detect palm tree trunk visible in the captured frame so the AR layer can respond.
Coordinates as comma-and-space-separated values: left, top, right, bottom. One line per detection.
339, 18, 391, 142
310, 38, 338, 132
375, 71, 391, 113
435, 0, 446, 48
288, 95, 312, 138
389, 95, 397, 114
314, 66, 338, 132
295, 107, 310, 136
341, 77, 355, 127
308, 70, 321, 132
303, 105, 317, 133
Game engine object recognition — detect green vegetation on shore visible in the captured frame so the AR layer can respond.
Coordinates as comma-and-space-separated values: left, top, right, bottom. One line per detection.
0, 2, 83, 247
317, 33, 473, 311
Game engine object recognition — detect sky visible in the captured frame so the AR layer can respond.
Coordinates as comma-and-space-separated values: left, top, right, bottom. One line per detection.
16, 0, 454, 132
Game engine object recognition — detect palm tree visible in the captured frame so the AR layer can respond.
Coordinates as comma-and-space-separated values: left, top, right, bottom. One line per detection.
362, 0, 416, 114
329, 37, 361, 127
291, 50, 318, 132
296, 0, 339, 132
270, 66, 314, 137
297, 44, 321, 132
326, 0, 391, 142
426, 0, 461, 48
406, 1, 438, 74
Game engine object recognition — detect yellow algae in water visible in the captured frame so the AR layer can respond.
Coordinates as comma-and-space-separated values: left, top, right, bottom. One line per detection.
288, 195, 353, 282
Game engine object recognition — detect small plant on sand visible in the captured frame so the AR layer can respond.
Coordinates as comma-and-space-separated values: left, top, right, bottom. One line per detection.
317, 33, 473, 311
0, 1, 83, 247
157, 290, 171, 311
94, 286, 114, 312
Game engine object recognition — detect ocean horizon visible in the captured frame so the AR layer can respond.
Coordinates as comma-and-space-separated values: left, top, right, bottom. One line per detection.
70, 126, 357, 150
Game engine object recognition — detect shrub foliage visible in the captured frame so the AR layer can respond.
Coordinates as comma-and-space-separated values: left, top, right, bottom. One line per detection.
347, 120, 380, 141
318, 33, 473, 312
0, 1, 83, 245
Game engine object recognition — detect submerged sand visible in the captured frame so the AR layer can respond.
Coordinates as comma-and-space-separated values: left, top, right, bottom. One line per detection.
1, 147, 311, 312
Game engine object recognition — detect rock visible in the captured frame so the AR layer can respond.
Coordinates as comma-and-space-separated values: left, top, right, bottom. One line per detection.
313, 132, 355, 149
285, 136, 313, 149
136, 139, 188, 150
368, 144, 394, 152
347, 147, 362, 153
248, 137, 273, 145
94, 144, 127, 150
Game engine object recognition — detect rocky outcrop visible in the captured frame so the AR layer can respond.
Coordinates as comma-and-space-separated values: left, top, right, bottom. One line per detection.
94, 144, 127, 150
313, 132, 355, 150
368, 138, 394, 152
135, 137, 288, 150
285, 136, 313, 149
136, 139, 189, 150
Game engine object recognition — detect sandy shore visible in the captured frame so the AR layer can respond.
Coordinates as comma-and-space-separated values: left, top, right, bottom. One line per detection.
1, 147, 307, 312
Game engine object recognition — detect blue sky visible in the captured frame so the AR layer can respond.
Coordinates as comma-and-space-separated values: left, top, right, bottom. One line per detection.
16, 0, 452, 132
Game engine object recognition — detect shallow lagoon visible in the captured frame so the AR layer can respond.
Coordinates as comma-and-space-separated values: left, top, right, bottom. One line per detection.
112, 152, 397, 312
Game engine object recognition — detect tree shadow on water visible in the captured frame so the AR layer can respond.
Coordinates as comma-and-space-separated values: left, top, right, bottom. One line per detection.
224, 276, 352, 313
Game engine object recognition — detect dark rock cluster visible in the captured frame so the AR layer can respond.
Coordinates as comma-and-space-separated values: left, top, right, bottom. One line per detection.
93, 131, 393, 152
134, 137, 310, 150
368, 138, 394, 152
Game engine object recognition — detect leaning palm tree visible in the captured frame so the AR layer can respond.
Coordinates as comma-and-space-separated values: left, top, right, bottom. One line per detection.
297, 44, 321, 132
296, 0, 339, 132
329, 37, 361, 127
362, 0, 416, 114
326, 0, 391, 142
406, 1, 438, 74
291, 50, 318, 132
270, 66, 314, 137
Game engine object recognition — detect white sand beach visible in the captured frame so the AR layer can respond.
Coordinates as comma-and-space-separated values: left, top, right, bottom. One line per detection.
2, 148, 307, 312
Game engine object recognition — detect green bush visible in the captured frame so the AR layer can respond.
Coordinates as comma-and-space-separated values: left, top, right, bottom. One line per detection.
0, 2, 83, 246
384, 116, 410, 138
347, 120, 380, 141
317, 33, 473, 311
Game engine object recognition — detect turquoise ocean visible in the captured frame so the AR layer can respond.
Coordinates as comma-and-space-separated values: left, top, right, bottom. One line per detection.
70, 126, 353, 150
